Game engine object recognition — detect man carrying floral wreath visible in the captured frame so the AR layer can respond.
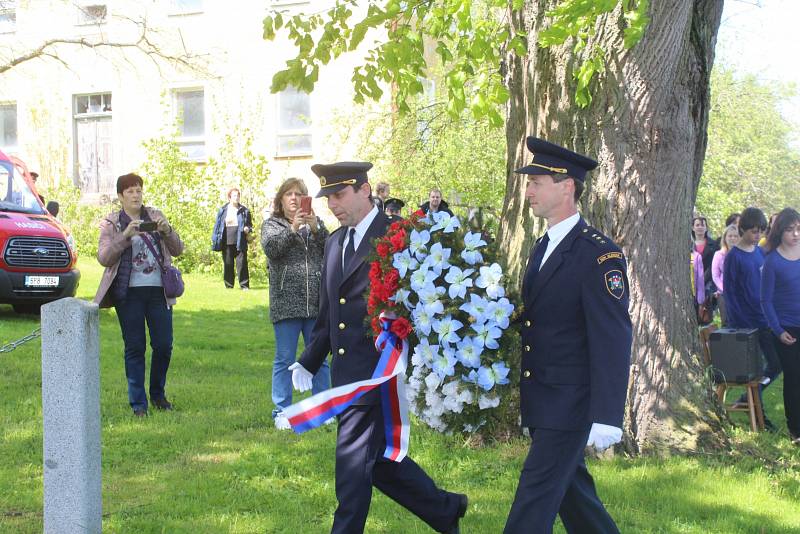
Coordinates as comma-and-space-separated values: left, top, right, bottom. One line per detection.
504, 137, 632, 534
288, 161, 468, 534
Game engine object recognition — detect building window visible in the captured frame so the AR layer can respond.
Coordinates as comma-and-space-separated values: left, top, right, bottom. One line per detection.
168, 0, 203, 15
276, 87, 312, 157
0, 1, 16, 34
74, 93, 112, 115
174, 89, 205, 161
76, 3, 108, 25
1, 103, 17, 150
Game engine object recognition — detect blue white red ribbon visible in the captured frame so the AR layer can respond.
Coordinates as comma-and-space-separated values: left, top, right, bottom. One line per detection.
283, 316, 410, 462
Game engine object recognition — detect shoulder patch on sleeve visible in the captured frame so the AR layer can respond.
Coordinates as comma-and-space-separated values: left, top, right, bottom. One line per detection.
597, 251, 624, 265
605, 270, 625, 299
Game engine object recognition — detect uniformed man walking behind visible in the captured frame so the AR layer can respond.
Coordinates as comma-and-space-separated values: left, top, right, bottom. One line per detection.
289, 162, 468, 534
504, 137, 632, 534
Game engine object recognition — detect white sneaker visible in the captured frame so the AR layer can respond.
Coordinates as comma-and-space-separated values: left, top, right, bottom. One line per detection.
274, 413, 292, 431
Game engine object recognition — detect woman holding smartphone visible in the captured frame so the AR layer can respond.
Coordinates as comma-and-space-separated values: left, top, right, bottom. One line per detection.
261, 177, 330, 430
761, 208, 800, 444
95, 173, 184, 417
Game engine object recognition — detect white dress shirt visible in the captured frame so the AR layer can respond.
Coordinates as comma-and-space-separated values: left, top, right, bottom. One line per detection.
342, 206, 379, 268
539, 212, 581, 269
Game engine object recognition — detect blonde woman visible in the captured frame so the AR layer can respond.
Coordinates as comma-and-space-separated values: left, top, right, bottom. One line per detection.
711, 224, 740, 326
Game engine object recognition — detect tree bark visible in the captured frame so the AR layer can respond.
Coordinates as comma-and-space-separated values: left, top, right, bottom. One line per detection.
499, 0, 729, 452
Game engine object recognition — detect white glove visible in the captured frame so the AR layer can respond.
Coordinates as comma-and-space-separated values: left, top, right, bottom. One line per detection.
288, 362, 313, 392
586, 423, 622, 451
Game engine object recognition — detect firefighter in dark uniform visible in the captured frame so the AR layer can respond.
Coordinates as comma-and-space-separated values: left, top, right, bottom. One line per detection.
384, 197, 405, 223
289, 162, 468, 534
504, 137, 632, 534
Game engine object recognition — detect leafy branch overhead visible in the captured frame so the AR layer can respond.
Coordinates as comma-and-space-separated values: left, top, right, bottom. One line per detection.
263, 0, 650, 120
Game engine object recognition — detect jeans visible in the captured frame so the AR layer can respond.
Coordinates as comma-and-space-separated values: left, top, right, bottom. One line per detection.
271, 317, 330, 417
114, 286, 173, 411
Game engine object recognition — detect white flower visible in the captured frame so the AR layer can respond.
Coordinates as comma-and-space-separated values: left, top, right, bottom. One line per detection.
412, 338, 439, 368
478, 394, 500, 409
409, 229, 431, 259
443, 393, 465, 413
424, 242, 452, 275
412, 303, 434, 336
461, 232, 487, 265
459, 293, 490, 322
486, 297, 515, 329
417, 286, 445, 316
392, 249, 419, 278
391, 287, 414, 310
444, 266, 475, 299
458, 389, 474, 405
410, 265, 438, 293
455, 336, 483, 368
442, 380, 460, 397
430, 211, 461, 233
432, 346, 457, 379
424, 371, 442, 390
433, 315, 464, 346
472, 321, 502, 350
475, 263, 505, 299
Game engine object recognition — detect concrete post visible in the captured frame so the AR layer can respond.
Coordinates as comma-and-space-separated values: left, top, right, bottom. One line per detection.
41, 297, 102, 534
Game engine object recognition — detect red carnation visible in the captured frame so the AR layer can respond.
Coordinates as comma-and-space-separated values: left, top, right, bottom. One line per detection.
369, 261, 382, 281
390, 317, 412, 339
384, 268, 400, 293
376, 241, 391, 258
389, 221, 403, 233
413, 209, 425, 217
389, 229, 407, 252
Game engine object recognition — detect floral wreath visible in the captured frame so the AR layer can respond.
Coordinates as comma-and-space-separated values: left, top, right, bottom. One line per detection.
366, 209, 517, 434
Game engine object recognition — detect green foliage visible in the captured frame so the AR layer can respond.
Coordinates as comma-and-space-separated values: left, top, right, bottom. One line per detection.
696, 67, 800, 233
264, 0, 517, 126
344, 100, 506, 224
139, 130, 272, 278
538, 0, 650, 107
264, 0, 649, 115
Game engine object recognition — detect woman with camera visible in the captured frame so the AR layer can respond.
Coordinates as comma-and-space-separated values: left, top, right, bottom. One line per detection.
94, 173, 184, 417
260, 177, 330, 430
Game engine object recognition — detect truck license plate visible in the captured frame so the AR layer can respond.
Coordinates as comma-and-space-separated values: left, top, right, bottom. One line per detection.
25, 276, 59, 287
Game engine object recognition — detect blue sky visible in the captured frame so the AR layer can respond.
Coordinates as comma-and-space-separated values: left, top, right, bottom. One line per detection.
715, 0, 799, 128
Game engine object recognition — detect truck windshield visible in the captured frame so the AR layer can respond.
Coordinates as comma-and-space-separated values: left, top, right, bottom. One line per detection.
0, 161, 46, 215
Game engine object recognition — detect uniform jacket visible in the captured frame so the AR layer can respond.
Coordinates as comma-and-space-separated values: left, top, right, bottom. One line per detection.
211, 203, 252, 252
94, 207, 184, 309
519, 217, 632, 431
298, 212, 391, 405
260, 215, 329, 324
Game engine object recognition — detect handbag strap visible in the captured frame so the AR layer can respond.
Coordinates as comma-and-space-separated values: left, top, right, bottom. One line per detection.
140, 233, 167, 272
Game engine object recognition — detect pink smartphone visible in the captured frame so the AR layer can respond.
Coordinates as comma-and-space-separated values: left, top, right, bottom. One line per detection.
300, 196, 312, 213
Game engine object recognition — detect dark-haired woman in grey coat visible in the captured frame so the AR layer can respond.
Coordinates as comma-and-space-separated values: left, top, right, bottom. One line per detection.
261, 177, 330, 430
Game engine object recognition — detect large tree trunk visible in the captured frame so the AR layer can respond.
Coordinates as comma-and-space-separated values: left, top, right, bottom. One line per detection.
498, 0, 728, 452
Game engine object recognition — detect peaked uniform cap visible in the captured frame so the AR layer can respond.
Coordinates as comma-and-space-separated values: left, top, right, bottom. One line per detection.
384, 198, 405, 211
515, 136, 598, 182
311, 161, 373, 197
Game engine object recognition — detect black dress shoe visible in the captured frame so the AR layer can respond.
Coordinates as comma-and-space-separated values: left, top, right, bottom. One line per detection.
445, 494, 468, 534
152, 398, 173, 411
133, 408, 148, 417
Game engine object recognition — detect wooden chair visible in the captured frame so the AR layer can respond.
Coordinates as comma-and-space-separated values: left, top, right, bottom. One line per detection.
699, 325, 765, 432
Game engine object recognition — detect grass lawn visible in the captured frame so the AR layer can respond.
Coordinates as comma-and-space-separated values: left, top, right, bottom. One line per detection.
1, 261, 799, 533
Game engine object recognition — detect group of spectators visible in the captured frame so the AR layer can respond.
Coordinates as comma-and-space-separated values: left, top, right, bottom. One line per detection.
691, 207, 800, 444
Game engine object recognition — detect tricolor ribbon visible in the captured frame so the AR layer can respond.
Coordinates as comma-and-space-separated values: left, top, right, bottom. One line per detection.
283, 316, 411, 462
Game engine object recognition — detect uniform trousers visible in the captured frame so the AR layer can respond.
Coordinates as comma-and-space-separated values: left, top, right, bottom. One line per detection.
332, 404, 461, 534
504, 427, 619, 534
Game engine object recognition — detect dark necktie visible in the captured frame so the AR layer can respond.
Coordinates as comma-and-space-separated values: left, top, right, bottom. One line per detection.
344, 227, 356, 269
529, 232, 550, 276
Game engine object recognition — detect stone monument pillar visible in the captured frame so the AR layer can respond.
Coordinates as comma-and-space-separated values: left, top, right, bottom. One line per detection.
41, 297, 102, 534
